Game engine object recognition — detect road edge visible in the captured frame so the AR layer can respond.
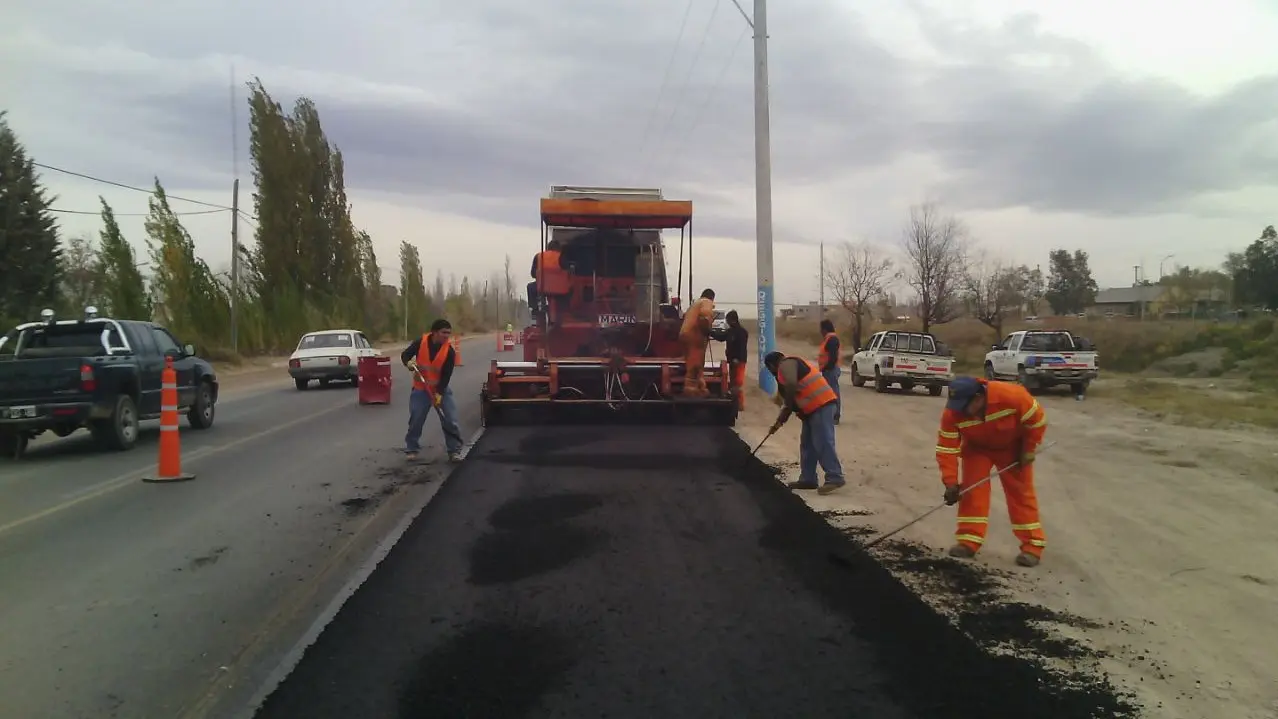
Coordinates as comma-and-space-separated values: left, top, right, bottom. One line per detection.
232, 424, 489, 719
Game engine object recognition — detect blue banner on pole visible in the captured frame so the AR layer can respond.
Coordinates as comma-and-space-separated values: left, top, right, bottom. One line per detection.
756, 284, 777, 395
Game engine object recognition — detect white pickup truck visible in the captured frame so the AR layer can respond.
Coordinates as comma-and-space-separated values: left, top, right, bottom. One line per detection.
850, 330, 956, 396
984, 329, 1098, 395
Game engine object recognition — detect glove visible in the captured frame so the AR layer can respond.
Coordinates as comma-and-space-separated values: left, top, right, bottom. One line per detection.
943, 484, 961, 506
1020, 449, 1036, 465
770, 407, 791, 434
433, 392, 443, 407
406, 359, 419, 372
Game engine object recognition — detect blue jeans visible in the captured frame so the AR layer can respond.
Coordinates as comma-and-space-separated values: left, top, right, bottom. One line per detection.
405, 387, 462, 454
798, 402, 844, 486
822, 366, 842, 422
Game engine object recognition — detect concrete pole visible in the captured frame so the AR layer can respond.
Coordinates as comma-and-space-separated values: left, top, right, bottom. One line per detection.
752, 0, 777, 394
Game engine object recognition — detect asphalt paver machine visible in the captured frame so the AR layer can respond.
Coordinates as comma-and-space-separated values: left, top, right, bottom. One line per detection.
480, 186, 737, 426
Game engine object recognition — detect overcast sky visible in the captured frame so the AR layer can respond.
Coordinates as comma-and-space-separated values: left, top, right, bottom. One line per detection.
4, 0, 1276, 315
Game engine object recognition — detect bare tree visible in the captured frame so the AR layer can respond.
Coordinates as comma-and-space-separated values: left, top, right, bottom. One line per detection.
964, 251, 1024, 339
824, 240, 895, 352
899, 202, 967, 332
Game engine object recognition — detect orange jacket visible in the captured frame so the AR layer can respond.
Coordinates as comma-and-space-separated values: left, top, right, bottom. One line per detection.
935, 379, 1047, 486
679, 297, 715, 339
412, 334, 453, 392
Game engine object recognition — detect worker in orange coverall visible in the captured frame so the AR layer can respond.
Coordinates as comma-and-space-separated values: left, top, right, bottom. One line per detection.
679, 288, 716, 397
935, 376, 1048, 567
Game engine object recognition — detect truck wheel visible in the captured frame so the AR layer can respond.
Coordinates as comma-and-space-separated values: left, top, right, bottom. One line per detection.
874, 368, 888, 393
851, 366, 866, 388
984, 362, 996, 380
0, 432, 28, 460
92, 395, 140, 451
928, 384, 943, 397
188, 380, 215, 430
295, 378, 309, 391
1017, 366, 1038, 394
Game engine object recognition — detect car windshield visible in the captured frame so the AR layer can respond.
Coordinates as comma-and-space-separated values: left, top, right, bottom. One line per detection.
298, 333, 353, 349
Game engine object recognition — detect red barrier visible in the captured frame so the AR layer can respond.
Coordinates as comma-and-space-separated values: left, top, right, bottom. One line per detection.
358, 355, 393, 405
502, 332, 515, 351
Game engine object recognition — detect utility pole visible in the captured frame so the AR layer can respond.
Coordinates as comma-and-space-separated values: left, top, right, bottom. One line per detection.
230, 178, 240, 352
748, 0, 777, 393
818, 242, 824, 323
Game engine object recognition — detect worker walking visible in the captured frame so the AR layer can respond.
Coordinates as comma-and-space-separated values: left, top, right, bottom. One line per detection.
679, 288, 716, 397
818, 319, 842, 424
936, 376, 1048, 567
764, 351, 845, 494
402, 318, 464, 463
722, 310, 748, 409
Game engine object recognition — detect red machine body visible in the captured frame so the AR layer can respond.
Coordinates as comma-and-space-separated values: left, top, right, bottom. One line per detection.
481, 186, 736, 425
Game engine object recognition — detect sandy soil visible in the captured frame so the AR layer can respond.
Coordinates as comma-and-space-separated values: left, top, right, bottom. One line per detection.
734, 337, 1278, 719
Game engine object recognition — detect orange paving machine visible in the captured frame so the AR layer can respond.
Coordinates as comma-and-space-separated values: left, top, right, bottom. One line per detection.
481, 186, 738, 426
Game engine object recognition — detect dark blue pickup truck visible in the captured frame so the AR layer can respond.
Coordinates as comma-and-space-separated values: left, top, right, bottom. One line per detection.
0, 311, 219, 459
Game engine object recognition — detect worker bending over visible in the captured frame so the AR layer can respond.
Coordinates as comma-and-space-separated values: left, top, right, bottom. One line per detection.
818, 319, 842, 424
722, 310, 748, 409
765, 351, 845, 494
936, 376, 1048, 567
402, 318, 464, 463
679, 288, 716, 397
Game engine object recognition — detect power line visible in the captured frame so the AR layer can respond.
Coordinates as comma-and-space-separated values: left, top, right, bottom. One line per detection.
631, 0, 698, 182
640, 0, 724, 180
32, 161, 243, 213
49, 207, 228, 217
656, 22, 748, 176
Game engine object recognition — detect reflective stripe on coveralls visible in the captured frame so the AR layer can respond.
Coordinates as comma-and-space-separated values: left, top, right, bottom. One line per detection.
817, 332, 839, 368
935, 379, 1048, 557
412, 334, 452, 392
780, 357, 837, 417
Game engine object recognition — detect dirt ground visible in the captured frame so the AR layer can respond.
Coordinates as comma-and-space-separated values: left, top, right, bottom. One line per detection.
734, 337, 1278, 719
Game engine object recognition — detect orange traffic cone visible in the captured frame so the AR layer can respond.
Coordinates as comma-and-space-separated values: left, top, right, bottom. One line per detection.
452, 335, 464, 366
143, 357, 195, 483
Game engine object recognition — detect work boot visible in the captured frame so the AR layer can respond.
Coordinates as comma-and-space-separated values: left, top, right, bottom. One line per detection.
404, 451, 419, 462
1015, 552, 1041, 568
947, 544, 976, 559
787, 480, 819, 491
817, 482, 845, 495
448, 452, 463, 463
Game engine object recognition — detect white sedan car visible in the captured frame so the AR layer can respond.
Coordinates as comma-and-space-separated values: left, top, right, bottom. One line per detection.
288, 329, 381, 390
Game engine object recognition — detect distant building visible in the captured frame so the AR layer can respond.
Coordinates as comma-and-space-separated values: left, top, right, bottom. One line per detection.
785, 301, 844, 322
1090, 285, 1229, 318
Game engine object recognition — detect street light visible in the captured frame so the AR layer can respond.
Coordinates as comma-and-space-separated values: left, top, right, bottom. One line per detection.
730, 0, 777, 393
1159, 254, 1175, 280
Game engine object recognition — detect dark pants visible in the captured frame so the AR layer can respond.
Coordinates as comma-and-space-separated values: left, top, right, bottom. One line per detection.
527, 281, 539, 310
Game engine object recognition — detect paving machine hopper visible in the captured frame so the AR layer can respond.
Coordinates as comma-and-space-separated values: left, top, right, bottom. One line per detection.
480, 186, 738, 426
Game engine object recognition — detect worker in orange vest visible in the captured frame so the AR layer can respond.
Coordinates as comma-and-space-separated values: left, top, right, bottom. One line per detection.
679, 288, 716, 397
765, 351, 845, 494
817, 319, 842, 424
936, 376, 1048, 567
527, 238, 563, 315
402, 318, 464, 463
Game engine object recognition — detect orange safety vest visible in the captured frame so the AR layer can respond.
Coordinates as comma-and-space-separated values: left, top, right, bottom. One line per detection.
535, 250, 569, 295
413, 334, 452, 392
778, 356, 838, 416
818, 332, 839, 368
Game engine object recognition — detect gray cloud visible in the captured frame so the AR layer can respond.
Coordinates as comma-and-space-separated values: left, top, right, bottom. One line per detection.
7, 0, 1277, 240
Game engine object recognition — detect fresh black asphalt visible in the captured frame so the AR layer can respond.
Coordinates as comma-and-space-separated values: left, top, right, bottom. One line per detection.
253, 425, 1133, 719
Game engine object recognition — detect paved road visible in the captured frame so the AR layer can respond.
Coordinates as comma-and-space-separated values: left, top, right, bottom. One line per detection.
253, 424, 1127, 719
0, 335, 498, 719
